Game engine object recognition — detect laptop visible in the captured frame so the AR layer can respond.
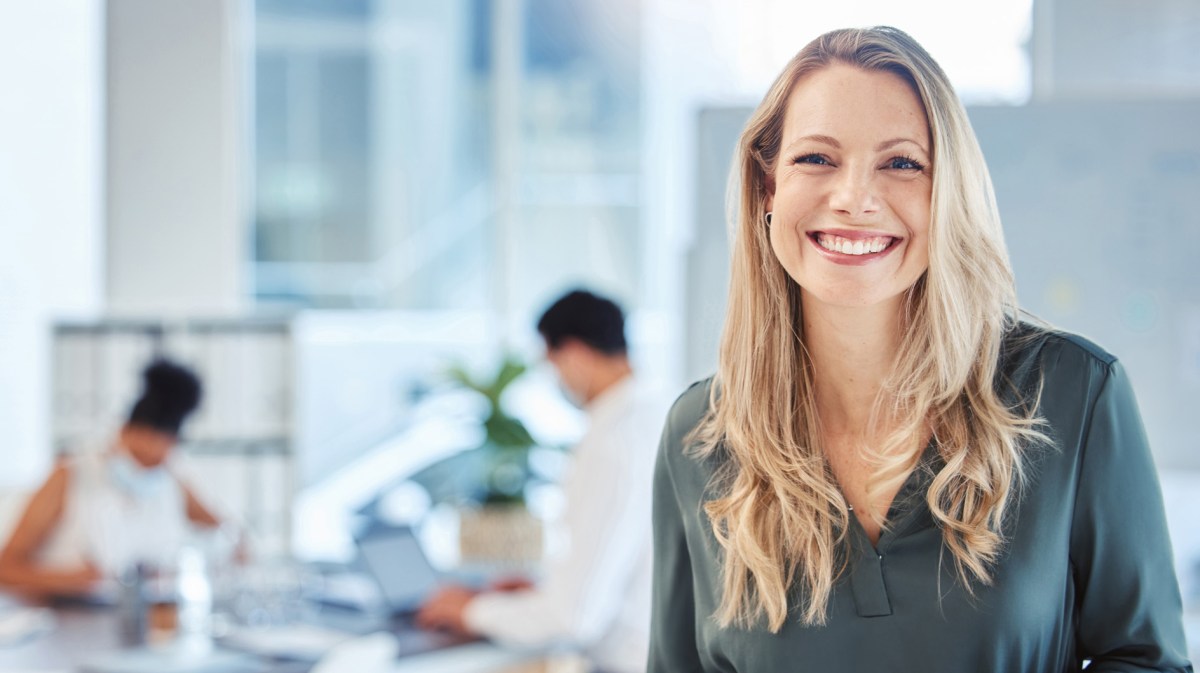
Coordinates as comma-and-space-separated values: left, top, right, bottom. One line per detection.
220, 525, 480, 661
355, 525, 444, 615
352, 524, 484, 655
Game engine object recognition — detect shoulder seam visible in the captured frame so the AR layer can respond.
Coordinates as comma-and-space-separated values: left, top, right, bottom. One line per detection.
1041, 330, 1117, 368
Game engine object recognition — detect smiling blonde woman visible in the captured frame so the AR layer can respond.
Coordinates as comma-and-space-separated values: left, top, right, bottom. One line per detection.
648, 26, 1191, 672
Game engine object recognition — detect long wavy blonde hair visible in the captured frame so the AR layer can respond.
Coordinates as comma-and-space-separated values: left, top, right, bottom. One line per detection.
691, 26, 1049, 632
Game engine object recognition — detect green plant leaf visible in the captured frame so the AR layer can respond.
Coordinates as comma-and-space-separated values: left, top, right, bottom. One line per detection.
440, 353, 538, 504
491, 356, 527, 393
485, 414, 535, 448
445, 362, 482, 393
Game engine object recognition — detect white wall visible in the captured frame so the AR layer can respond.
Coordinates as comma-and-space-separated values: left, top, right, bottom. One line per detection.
1032, 0, 1200, 99
0, 0, 248, 485
970, 100, 1200, 470
0, 2, 105, 487
106, 0, 247, 315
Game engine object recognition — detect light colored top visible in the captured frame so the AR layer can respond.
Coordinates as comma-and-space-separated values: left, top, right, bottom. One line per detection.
465, 375, 669, 673
36, 449, 190, 575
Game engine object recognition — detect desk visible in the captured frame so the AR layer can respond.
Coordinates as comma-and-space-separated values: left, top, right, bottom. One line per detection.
0, 599, 542, 673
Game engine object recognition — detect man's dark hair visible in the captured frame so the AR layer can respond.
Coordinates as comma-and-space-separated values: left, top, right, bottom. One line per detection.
537, 289, 627, 356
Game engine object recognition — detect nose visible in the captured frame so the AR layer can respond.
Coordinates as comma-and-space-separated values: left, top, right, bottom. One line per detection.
828, 166, 881, 219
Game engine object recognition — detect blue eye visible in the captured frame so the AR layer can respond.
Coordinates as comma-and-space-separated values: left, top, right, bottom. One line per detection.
793, 153, 831, 166
887, 155, 925, 171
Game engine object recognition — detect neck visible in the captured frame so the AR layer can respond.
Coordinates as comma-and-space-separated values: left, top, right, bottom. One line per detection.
585, 357, 633, 405
802, 292, 904, 436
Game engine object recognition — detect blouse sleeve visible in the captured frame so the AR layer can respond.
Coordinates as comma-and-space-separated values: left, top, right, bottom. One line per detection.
647, 410, 705, 672
1070, 359, 1193, 671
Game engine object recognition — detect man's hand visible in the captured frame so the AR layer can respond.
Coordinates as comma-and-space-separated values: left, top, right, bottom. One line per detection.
415, 585, 479, 635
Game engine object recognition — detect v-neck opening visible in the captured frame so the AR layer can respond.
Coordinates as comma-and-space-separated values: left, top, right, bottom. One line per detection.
847, 438, 939, 554
844, 440, 939, 618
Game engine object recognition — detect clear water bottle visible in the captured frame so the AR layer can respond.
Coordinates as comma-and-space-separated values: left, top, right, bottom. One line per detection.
176, 545, 212, 640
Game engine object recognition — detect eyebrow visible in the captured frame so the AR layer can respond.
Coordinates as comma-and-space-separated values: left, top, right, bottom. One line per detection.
789, 134, 840, 150
875, 137, 927, 153
784, 135, 929, 155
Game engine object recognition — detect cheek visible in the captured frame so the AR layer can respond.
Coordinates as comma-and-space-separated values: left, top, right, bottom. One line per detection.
903, 205, 932, 268
767, 203, 809, 260
766, 222, 796, 274
770, 185, 823, 237
766, 219, 818, 289
888, 182, 932, 237
134, 442, 172, 468
567, 367, 588, 391
903, 232, 931, 286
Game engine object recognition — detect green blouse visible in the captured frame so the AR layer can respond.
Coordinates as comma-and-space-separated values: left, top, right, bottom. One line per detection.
649, 326, 1192, 672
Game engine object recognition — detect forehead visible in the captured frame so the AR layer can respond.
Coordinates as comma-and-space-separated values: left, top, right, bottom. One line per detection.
781, 63, 930, 150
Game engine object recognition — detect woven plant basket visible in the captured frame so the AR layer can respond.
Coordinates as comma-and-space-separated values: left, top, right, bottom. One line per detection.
458, 504, 544, 565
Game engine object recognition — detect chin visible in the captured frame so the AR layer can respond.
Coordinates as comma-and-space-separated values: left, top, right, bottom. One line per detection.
801, 285, 907, 311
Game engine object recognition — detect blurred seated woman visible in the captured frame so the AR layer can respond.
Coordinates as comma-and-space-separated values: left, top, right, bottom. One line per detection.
0, 359, 237, 598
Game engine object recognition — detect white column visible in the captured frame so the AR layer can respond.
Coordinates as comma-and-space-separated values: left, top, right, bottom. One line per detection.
0, 1, 105, 486
106, 0, 248, 315
492, 0, 523, 346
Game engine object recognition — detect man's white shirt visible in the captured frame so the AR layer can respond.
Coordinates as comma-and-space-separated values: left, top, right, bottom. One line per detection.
464, 375, 669, 673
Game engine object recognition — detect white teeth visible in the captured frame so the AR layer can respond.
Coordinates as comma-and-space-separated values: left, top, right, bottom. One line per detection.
816, 233, 894, 256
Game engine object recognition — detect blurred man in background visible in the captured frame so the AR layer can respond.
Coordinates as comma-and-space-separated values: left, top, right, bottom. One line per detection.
418, 288, 667, 673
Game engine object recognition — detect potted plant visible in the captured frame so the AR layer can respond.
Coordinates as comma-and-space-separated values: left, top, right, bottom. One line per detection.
445, 354, 543, 566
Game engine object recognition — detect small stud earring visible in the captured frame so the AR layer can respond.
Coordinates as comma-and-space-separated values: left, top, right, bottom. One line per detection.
764, 211, 773, 227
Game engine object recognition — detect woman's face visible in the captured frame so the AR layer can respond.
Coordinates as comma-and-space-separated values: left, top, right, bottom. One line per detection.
119, 424, 175, 468
766, 63, 932, 311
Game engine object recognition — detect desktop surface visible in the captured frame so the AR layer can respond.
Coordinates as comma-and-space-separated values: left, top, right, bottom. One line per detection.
0, 591, 535, 673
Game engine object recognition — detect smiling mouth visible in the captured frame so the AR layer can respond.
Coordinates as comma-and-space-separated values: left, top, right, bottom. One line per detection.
808, 232, 901, 256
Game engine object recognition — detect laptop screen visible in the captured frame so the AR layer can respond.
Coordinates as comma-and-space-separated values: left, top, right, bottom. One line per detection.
356, 527, 441, 614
